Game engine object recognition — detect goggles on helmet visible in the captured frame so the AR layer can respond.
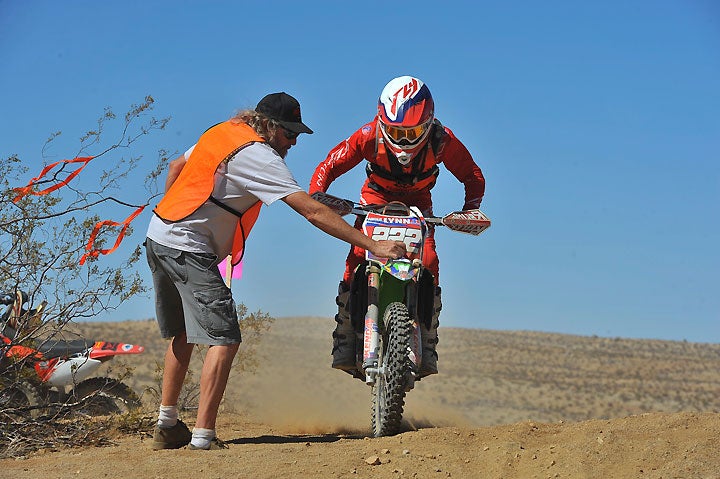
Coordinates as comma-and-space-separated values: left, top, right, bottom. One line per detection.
381, 118, 432, 146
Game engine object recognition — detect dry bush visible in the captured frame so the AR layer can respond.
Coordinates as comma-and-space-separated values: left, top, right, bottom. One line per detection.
0, 97, 169, 458
0, 98, 276, 457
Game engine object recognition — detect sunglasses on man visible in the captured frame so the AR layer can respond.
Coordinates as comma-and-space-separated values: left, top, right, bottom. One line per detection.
281, 126, 299, 140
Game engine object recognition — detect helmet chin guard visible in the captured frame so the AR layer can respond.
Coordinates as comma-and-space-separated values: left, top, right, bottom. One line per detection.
392, 148, 414, 166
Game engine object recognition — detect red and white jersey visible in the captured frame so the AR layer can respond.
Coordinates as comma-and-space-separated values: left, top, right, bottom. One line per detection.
309, 118, 485, 210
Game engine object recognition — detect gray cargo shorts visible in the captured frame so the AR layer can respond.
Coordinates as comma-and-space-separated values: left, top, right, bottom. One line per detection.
145, 238, 242, 345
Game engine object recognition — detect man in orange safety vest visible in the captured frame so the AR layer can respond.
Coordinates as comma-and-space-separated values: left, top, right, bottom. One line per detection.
146, 92, 406, 450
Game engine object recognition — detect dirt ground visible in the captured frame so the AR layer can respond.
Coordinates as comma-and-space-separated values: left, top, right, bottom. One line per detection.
3, 411, 719, 479
2, 317, 719, 478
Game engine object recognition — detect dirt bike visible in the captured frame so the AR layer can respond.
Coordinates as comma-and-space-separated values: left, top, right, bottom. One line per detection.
0, 290, 144, 418
312, 192, 491, 436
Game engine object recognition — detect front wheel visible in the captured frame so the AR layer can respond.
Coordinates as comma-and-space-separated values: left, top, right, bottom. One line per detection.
71, 377, 141, 416
371, 302, 411, 437
0, 378, 44, 420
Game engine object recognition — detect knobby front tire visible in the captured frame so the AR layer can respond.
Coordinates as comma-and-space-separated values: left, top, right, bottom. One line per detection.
371, 301, 411, 437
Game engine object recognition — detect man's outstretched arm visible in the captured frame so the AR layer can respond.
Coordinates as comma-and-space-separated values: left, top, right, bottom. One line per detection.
283, 191, 406, 259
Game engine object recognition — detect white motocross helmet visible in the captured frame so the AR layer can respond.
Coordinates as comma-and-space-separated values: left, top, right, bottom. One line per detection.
377, 76, 435, 165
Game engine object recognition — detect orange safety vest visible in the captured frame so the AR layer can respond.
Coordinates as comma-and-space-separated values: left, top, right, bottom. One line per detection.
154, 121, 265, 265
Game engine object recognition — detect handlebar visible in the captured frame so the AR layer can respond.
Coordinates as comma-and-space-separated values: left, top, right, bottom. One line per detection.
312, 191, 491, 236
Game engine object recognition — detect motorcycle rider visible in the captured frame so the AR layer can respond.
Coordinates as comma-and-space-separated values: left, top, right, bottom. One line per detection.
309, 76, 486, 377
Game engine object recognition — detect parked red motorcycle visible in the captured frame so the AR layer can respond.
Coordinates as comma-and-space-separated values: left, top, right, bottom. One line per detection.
0, 290, 144, 418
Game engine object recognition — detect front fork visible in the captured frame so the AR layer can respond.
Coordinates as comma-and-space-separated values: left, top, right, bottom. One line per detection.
362, 264, 381, 384
361, 264, 422, 388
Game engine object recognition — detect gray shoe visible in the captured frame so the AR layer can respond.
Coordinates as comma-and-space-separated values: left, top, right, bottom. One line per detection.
152, 420, 192, 450
187, 437, 227, 450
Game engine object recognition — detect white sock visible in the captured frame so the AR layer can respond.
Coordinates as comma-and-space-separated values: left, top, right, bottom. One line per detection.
157, 404, 179, 428
190, 428, 216, 449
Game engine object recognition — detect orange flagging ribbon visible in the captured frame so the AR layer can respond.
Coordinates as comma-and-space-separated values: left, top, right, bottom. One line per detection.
79, 205, 147, 265
12, 156, 95, 203
15, 156, 147, 265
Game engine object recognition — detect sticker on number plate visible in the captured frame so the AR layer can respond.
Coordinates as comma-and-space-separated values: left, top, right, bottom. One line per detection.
362, 212, 423, 261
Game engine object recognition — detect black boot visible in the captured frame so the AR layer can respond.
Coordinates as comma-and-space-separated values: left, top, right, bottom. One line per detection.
331, 281, 356, 370
419, 286, 441, 377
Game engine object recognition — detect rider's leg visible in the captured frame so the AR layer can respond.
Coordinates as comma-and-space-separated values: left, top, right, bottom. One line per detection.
331, 279, 355, 370
419, 286, 441, 377
419, 228, 440, 378
331, 219, 366, 370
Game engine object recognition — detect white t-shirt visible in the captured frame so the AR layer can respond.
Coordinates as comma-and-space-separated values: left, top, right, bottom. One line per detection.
146, 141, 303, 257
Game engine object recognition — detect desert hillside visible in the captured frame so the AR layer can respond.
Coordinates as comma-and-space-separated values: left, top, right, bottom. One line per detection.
72, 316, 720, 428
2, 316, 719, 478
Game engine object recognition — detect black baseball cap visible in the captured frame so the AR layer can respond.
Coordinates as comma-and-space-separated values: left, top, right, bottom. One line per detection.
256, 92, 313, 135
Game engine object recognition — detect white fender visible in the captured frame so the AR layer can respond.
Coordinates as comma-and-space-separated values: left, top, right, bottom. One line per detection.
47, 357, 103, 387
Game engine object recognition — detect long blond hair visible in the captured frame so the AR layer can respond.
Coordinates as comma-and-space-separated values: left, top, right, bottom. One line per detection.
230, 109, 281, 142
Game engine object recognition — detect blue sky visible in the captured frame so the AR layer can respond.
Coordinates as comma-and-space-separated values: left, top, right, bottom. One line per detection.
1, 1, 718, 343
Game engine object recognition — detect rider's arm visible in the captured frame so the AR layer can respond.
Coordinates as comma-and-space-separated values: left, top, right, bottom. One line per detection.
439, 128, 486, 210
283, 190, 406, 259
308, 123, 374, 194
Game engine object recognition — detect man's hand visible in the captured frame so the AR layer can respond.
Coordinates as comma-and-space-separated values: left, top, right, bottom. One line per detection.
369, 240, 407, 260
